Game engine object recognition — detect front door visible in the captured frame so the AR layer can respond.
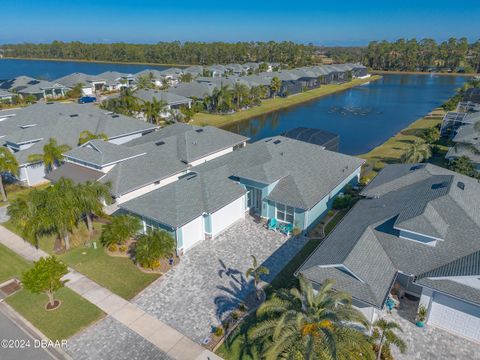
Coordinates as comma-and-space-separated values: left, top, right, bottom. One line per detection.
247, 187, 262, 214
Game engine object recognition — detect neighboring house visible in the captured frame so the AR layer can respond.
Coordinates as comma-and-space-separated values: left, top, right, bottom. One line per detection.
0, 102, 156, 186
206, 65, 227, 77
168, 82, 216, 100
445, 114, 480, 171
183, 65, 204, 78
134, 69, 166, 87
0, 75, 69, 100
0, 89, 15, 103
298, 163, 480, 343
55, 123, 248, 205
119, 135, 363, 254
158, 68, 184, 85
226, 63, 245, 76
134, 89, 192, 109
263, 70, 302, 96
54, 72, 107, 95
96, 71, 135, 91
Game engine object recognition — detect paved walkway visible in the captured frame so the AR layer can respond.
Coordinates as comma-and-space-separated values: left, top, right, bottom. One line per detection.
384, 297, 480, 360
134, 217, 308, 344
0, 226, 220, 360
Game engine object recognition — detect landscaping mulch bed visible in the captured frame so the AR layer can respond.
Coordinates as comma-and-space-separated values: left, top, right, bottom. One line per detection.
137, 256, 180, 275
0, 279, 21, 298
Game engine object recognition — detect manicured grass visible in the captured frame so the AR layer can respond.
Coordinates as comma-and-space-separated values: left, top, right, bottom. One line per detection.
60, 245, 159, 300
324, 209, 349, 236
6, 287, 104, 340
0, 243, 30, 283
0, 183, 50, 207
359, 108, 446, 179
191, 76, 382, 127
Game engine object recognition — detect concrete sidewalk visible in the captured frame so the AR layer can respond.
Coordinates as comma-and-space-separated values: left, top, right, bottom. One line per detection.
0, 226, 221, 360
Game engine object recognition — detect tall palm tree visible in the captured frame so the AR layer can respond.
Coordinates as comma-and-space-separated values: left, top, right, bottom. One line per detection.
180, 73, 193, 83
142, 98, 167, 124
0, 148, 18, 202
246, 255, 269, 300
400, 139, 432, 163
76, 181, 111, 236
372, 318, 406, 360
78, 130, 109, 145
27, 138, 71, 173
137, 74, 155, 89
248, 277, 374, 360
270, 77, 282, 98
233, 83, 249, 109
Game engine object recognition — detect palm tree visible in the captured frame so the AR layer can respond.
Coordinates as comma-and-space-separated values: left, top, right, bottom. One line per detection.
142, 98, 167, 124
78, 130, 109, 145
76, 181, 111, 236
0, 148, 18, 202
400, 139, 432, 163
248, 277, 374, 359
137, 74, 154, 89
135, 229, 175, 269
372, 318, 406, 360
270, 77, 282, 98
100, 215, 141, 247
245, 255, 269, 300
233, 83, 249, 109
180, 73, 193, 83
27, 138, 71, 173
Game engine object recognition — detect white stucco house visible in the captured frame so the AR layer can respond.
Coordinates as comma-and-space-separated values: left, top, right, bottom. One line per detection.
298, 163, 480, 343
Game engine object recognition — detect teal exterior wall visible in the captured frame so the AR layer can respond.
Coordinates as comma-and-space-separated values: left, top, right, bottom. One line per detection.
204, 214, 212, 235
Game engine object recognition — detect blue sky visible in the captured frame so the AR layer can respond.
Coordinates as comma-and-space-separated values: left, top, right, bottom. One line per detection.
2, 1, 479, 45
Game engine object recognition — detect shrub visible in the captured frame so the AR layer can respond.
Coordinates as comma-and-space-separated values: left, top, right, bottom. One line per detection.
100, 215, 141, 247
238, 303, 247, 312
231, 311, 239, 320
333, 195, 352, 210
108, 244, 118, 252
118, 245, 128, 253
214, 327, 224, 337
135, 229, 175, 269
327, 210, 335, 217
151, 260, 161, 269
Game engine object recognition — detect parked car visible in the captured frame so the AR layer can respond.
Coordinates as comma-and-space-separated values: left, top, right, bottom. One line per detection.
78, 96, 96, 104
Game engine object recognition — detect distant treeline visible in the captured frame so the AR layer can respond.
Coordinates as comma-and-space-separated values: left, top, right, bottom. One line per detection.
0, 41, 315, 67
323, 38, 480, 73
2, 38, 480, 73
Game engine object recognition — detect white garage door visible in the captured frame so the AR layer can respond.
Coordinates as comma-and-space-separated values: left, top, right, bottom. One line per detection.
429, 292, 480, 342
181, 216, 205, 252
210, 195, 246, 237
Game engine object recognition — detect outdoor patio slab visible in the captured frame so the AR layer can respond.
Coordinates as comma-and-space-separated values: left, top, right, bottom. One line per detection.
134, 217, 308, 343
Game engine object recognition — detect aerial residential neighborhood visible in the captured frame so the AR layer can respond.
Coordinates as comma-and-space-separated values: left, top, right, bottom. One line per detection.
0, 2, 479, 360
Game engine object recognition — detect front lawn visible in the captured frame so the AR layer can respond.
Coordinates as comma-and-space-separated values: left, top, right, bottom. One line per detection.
60, 244, 160, 300
0, 183, 50, 207
6, 287, 104, 340
0, 243, 30, 283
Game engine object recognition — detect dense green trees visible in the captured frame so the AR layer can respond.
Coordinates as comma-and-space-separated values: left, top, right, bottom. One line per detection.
0, 148, 19, 202
8, 178, 107, 250
78, 130, 108, 145
100, 215, 142, 247
1, 41, 314, 67
449, 155, 479, 178
27, 138, 71, 172
401, 139, 432, 163
135, 229, 175, 269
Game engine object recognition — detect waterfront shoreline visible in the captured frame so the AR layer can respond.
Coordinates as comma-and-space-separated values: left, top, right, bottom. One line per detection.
0, 57, 191, 68
372, 70, 477, 77
191, 75, 382, 127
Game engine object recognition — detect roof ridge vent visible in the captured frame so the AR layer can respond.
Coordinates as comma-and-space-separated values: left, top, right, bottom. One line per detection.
70, 114, 79, 117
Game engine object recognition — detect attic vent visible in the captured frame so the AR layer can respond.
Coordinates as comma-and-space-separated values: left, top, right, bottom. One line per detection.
457, 181, 465, 190
155, 141, 165, 146
111, 114, 120, 118
70, 114, 79, 118
273, 140, 281, 144
195, 129, 204, 133
410, 164, 425, 171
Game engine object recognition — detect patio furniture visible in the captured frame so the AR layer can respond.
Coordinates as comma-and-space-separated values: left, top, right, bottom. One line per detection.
279, 223, 294, 235
267, 218, 278, 231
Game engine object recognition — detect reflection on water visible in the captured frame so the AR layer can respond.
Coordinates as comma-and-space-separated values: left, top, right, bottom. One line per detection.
223, 74, 469, 155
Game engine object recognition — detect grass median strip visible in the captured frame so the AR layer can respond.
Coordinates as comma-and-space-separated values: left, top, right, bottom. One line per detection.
191, 76, 382, 127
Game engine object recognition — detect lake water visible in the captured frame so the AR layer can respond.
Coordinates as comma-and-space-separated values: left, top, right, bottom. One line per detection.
0, 58, 169, 80
223, 74, 469, 155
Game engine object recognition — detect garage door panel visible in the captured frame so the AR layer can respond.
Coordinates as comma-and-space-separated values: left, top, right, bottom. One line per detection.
211, 196, 246, 237
181, 216, 204, 252
429, 292, 480, 342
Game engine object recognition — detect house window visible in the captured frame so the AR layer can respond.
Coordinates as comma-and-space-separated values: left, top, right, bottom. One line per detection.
276, 203, 294, 223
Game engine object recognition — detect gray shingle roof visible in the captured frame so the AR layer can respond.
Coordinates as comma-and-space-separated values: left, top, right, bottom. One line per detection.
298, 163, 480, 308
168, 82, 215, 99
134, 89, 191, 106
99, 123, 248, 196
54, 72, 105, 88
65, 140, 146, 167
0, 102, 155, 165
120, 168, 246, 228
45, 162, 105, 184
0, 76, 40, 91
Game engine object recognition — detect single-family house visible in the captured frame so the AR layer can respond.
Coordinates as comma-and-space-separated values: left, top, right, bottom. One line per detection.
0, 89, 15, 103
445, 114, 480, 171
119, 135, 363, 254
134, 89, 192, 109
168, 82, 216, 100
298, 163, 480, 342
183, 66, 204, 78
96, 71, 135, 91
54, 72, 107, 95
0, 76, 69, 100
134, 69, 168, 87
158, 68, 184, 86
206, 65, 227, 77
0, 102, 156, 186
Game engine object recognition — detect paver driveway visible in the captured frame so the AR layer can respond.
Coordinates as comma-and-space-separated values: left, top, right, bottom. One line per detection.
134, 217, 308, 343
384, 297, 480, 360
